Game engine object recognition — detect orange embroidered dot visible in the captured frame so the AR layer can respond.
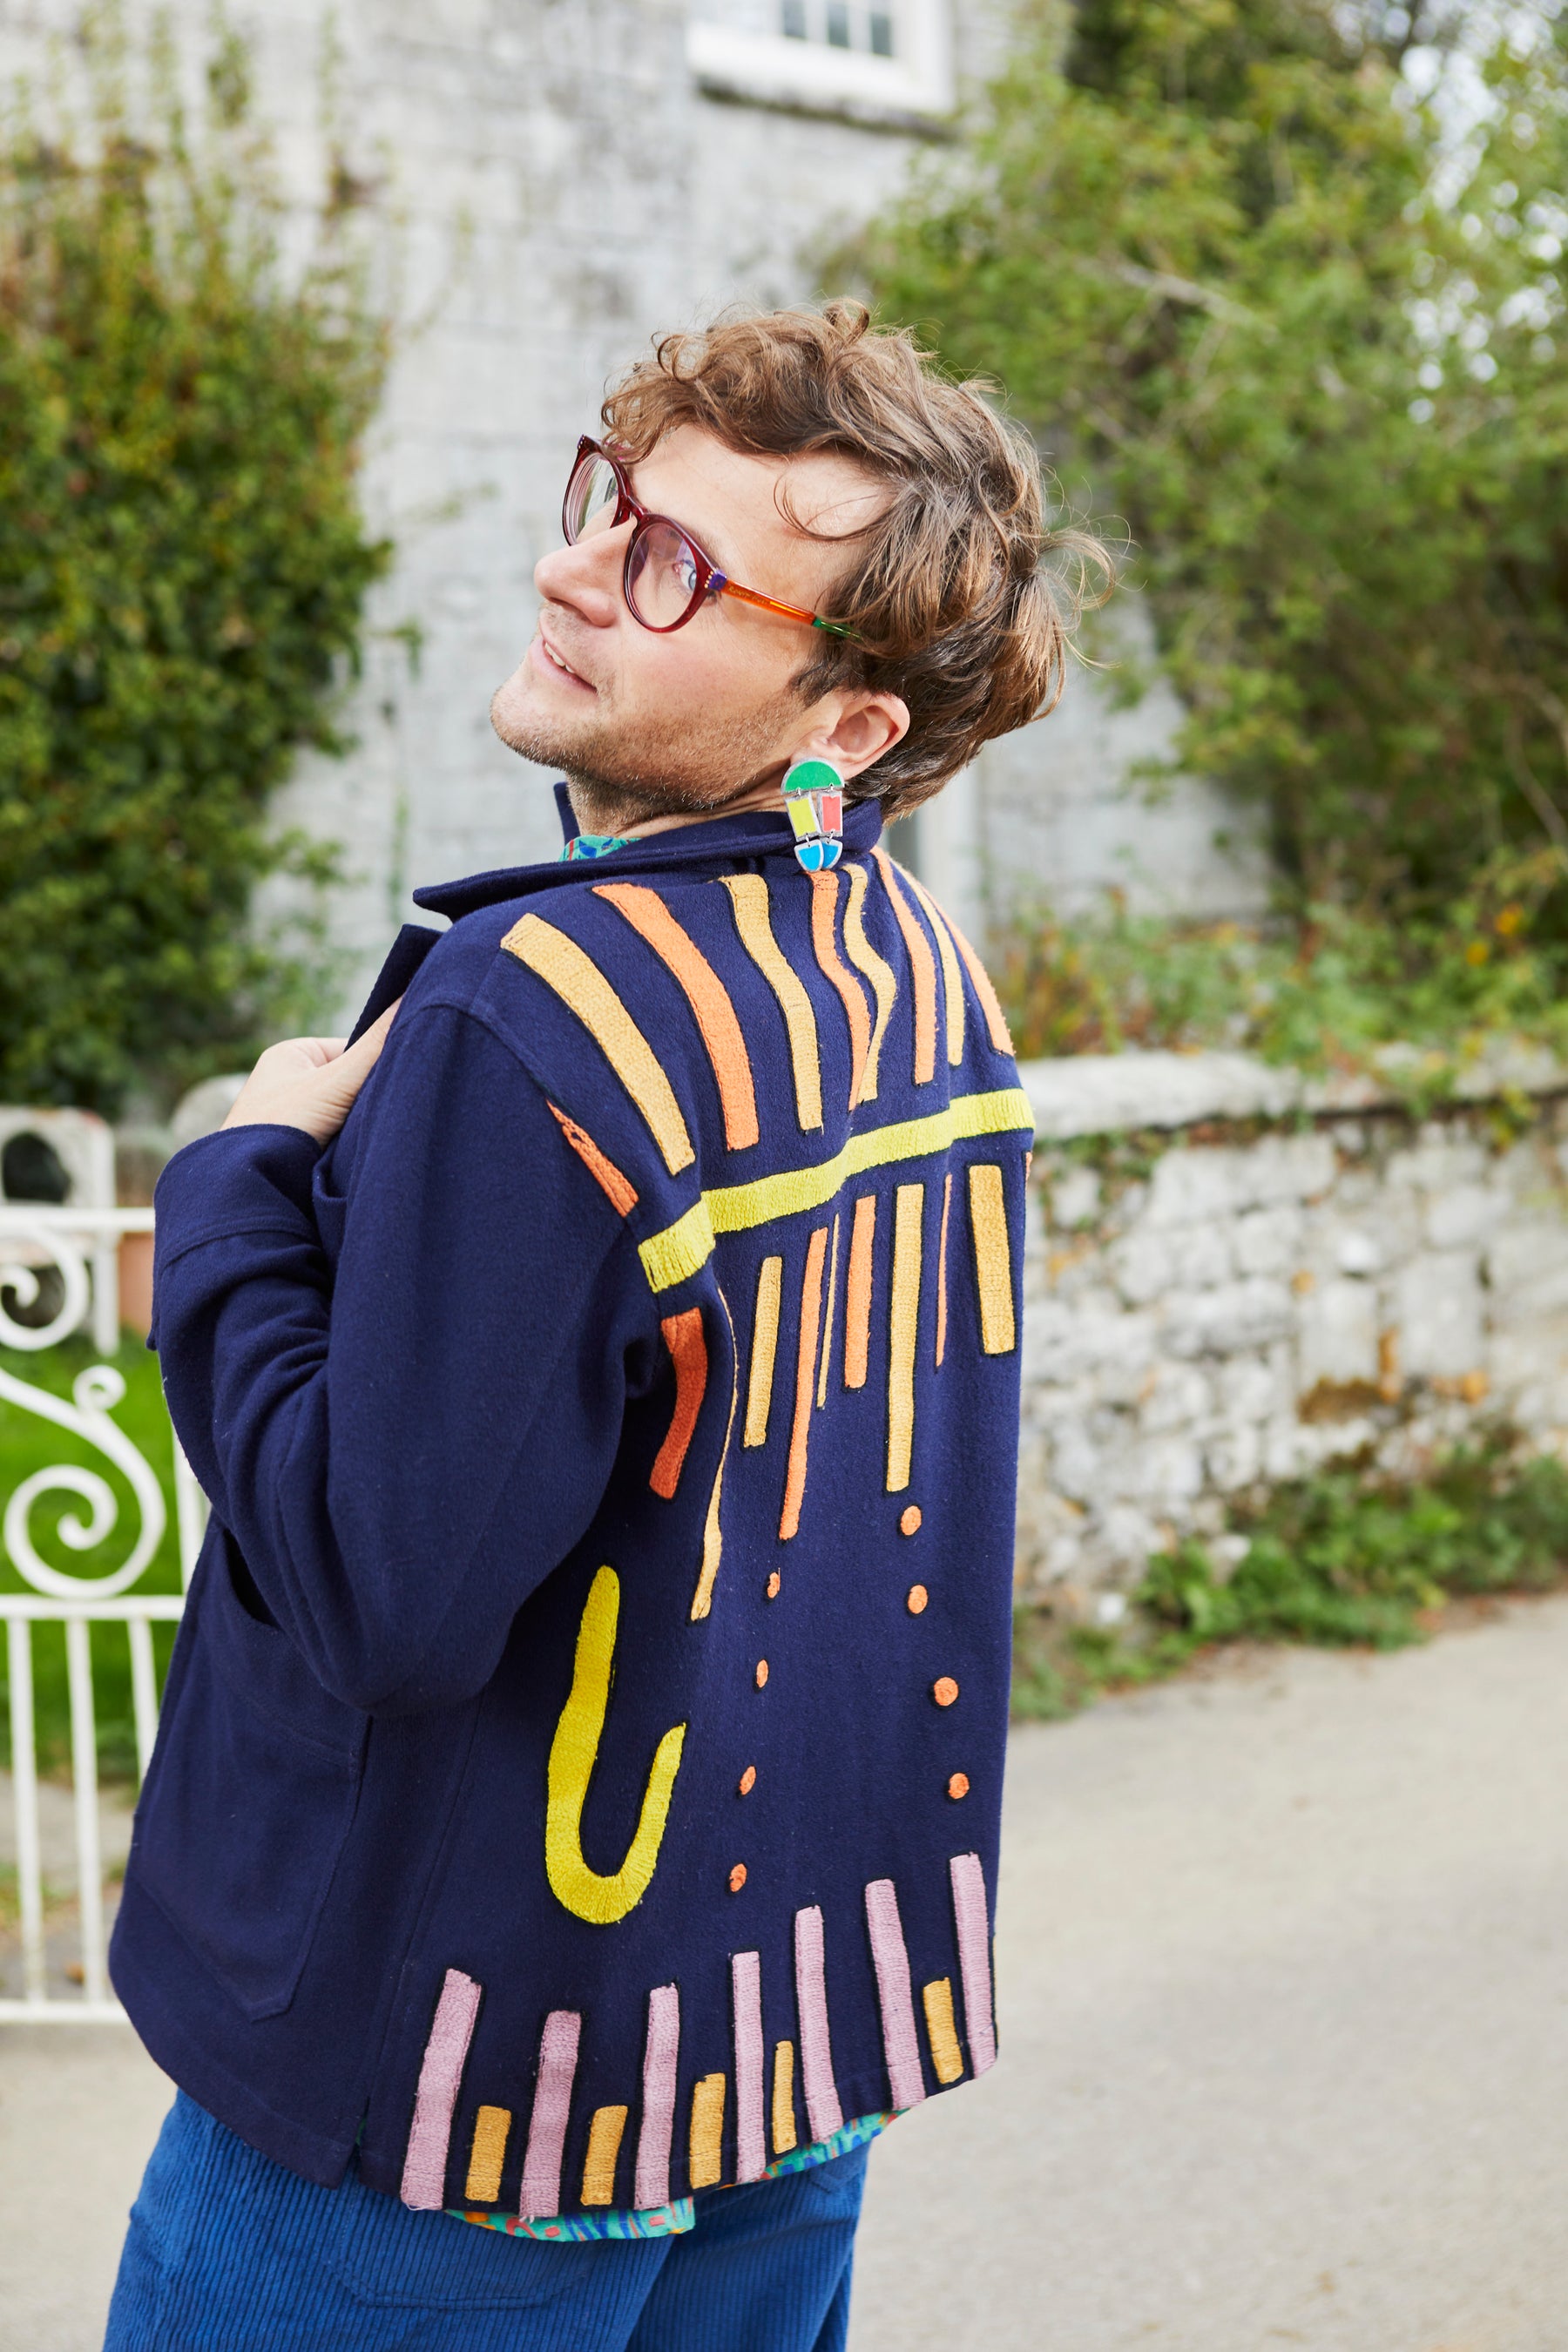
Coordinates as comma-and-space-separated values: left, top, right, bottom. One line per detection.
766, 1571, 781, 1599
729, 1863, 747, 1893
933, 1676, 958, 1707
739, 1766, 756, 1795
948, 1772, 970, 1800
907, 1585, 929, 1614
900, 1505, 923, 1537
755, 1659, 769, 1688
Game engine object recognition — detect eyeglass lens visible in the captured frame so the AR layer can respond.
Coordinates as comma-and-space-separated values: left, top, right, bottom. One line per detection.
625, 520, 706, 630
564, 446, 709, 631
564, 450, 624, 544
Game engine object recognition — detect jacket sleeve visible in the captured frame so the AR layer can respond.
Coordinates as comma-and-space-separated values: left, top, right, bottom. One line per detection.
150, 1001, 656, 1713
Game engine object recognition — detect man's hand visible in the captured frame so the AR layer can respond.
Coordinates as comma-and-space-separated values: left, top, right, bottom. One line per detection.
220, 1004, 401, 1146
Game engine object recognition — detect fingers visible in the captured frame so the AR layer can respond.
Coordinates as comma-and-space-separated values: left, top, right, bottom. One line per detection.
218, 999, 404, 1143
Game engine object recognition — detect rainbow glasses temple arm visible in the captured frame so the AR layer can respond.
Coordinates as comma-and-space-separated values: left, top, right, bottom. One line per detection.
711, 574, 858, 641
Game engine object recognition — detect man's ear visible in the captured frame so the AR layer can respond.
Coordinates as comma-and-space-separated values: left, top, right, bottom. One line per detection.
802, 692, 910, 784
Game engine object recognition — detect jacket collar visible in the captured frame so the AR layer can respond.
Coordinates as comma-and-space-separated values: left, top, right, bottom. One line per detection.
413, 781, 885, 922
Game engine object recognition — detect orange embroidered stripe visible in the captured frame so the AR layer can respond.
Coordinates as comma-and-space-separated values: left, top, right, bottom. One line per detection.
780, 1226, 828, 1540
691, 1287, 739, 1622
936, 1171, 952, 1369
844, 1193, 876, 1390
873, 850, 936, 1086
722, 873, 822, 1132
744, 1256, 783, 1449
809, 873, 871, 1110
651, 1308, 707, 1499
950, 918, 1014, 1056
886, 1183, 923, 1493
905, 872, 965, 1068
816, 1213, 840, 1409
968, 1162, 1017, 1354
504, 915, 693, 1174
582, 2105, 629, 2206
546, 1102, 639, 1218
841, 862, 896, 1100
922, 1980, 964, 2085
464, 2105, 510, 2204
594, 882, 760, 1152
689, 2074, 727, 2190
772, 2040, 798, 2155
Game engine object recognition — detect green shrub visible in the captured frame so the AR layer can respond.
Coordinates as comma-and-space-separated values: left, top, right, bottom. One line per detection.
0, 15, 390, 1110
1012, 1440, 1568, 1720
860, 0, 1568, 930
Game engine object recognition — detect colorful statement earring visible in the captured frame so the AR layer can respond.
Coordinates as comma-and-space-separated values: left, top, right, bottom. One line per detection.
781, 754, 844, 874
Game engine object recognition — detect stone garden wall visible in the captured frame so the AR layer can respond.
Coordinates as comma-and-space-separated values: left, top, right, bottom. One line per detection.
1014, 1048, 1568, 1609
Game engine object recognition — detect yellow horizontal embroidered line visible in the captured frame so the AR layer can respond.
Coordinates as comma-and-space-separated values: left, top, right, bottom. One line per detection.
635, 1086, 1033, 1294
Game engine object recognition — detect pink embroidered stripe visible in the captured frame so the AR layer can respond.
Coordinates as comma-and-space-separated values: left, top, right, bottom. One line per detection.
732, 1950, 767, 2182
400, 1967, 482, 2209
520, 2009, 582, 2221
793, 1905, 843, 2143
864, 1879, 927, 2112
950, 1852, 997, 2076
635, 1983, 680, 2209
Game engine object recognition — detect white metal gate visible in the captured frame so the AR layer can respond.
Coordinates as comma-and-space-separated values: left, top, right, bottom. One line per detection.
0, 1206, 204, 2022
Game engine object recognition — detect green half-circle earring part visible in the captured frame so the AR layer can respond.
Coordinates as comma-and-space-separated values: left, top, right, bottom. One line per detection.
781, 754, 845, 874
545, 1565, 687, 1924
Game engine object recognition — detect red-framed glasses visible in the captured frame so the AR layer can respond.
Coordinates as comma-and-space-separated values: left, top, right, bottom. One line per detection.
562, 436, 855, 640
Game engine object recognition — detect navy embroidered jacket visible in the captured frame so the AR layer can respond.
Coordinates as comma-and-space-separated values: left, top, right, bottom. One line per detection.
112, 794, 1032, 2219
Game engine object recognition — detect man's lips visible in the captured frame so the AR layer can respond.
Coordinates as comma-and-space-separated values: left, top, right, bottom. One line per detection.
533, 629, 596, 693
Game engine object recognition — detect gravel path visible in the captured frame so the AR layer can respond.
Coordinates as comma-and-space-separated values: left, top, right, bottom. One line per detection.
6, 1598, 1568, 2351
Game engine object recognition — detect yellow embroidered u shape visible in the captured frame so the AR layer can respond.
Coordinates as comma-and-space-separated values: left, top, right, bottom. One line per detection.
546, 1566, 687, 1925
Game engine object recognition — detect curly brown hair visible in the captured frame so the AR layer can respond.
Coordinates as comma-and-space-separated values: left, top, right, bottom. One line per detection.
600, 302, 1113, 820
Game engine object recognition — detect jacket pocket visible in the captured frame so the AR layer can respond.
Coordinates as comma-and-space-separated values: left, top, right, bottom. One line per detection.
132, 1525, 368, 2021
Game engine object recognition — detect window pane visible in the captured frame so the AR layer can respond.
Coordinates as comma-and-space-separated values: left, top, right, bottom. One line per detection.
868, 9, 894, 54
781, 0, 808, 31
826, 0, 850, 45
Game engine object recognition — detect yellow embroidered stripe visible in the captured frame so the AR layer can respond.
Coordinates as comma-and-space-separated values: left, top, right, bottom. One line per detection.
968, 1162, 1017, 1354
874, 850, 937, 1086
772, 2040, 798, 2155
922, 1979, 965, 2085
935, 1170, 952, 1369
887, 1183, 923, 1494
545, 1567, 686, 1924
582, 2105, 629, 2206
690, 2073, 727, 2189
844, 1193, 876, 1390
841, 862, 896, 1101
594, 882, 760, 1152
503, 915, 694, 1174
722, 874, 823, 1132
905, 873, 966, 1068
464, 2105, 510, 2203
690, 1287, 739, 1623
632, 1087, 1033, 1293
743, 1256, 783, 1448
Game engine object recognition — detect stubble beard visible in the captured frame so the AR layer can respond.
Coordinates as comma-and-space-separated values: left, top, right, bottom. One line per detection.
490, 672, 805, 836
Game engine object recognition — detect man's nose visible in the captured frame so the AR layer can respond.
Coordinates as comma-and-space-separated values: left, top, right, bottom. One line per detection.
534, 536, 621, 629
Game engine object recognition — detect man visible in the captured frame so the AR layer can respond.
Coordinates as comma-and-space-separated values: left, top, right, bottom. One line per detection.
106, 304, 1106, 2349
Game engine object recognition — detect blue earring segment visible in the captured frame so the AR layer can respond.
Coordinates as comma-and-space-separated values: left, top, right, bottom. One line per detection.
781, 755, 844, 873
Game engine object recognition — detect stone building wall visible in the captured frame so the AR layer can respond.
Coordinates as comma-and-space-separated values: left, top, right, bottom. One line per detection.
1014, 1050, 1568, 1608
0, 0, 1265, 1027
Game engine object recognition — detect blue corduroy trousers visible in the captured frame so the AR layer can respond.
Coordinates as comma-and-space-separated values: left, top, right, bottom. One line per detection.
105, 2092, 868, 2351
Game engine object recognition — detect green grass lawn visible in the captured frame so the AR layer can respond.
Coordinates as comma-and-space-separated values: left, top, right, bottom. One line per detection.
0, 1334, 185, 1781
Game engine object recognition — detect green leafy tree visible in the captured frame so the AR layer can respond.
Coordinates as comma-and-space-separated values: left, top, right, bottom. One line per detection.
859, 0, 1568, 921
0, 17, 391, 1110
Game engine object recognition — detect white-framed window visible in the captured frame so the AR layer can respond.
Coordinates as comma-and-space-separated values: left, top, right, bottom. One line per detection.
687, 0, 953, 127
